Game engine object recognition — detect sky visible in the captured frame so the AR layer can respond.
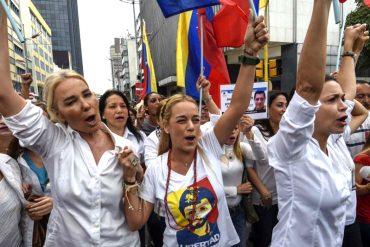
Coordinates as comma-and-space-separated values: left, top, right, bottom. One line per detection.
78, 0, 137, 94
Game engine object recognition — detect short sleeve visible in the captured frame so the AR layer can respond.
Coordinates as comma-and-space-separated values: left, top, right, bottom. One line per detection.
143, 131, 159, 168
199, 128, 223, 158
140, 158, 158, 204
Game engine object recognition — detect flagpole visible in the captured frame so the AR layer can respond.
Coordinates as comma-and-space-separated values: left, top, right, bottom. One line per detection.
263, 1, 269, 84
0, 0, 25, 42
248, 0, 257, 19
333, 0, 341, 24
335, 5, 346, 71
199, 13, 204, 116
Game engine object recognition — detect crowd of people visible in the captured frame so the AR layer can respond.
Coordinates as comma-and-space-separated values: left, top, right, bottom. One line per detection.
0, 0, 370, 246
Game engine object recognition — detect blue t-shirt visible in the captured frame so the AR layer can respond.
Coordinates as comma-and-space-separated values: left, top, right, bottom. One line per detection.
23, 152, 48, 192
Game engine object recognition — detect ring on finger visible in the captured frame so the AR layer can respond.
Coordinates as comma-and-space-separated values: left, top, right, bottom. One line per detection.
129, 155, 139, 167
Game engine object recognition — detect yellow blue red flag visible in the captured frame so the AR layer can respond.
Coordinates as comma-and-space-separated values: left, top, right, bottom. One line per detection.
141, 21, 157, 99
176, 8, 230, 107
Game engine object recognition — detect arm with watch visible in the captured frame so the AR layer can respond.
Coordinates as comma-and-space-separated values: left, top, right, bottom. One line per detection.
336, 23, 369, 101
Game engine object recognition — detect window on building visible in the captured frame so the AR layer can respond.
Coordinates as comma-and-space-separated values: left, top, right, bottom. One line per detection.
16, 66, 25, 75
10, 1, 20, 17
14, 44, 23, 56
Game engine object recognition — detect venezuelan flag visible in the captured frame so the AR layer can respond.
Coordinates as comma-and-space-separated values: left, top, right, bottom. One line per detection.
141, 21, 157, 99
156, 0, 226, 18
253, 0, 267, 15
176, 8, 230, 106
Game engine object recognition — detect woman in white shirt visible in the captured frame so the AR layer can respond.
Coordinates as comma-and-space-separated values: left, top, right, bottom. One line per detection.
0, 116, 33, 247
267, 1, 369, 246
221, 115, 265, 247
118, 11, 268, 247
0, 9, 139, 246
246, 90, 287, 247
99, 90, 146, 164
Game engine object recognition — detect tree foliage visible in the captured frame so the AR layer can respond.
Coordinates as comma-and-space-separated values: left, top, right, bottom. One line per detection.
346, 0, 370, 72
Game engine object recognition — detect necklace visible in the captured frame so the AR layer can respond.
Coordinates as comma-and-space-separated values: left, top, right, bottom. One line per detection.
164, 149, 198, 230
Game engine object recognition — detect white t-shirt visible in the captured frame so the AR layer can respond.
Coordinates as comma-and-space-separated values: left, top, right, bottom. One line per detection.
143, 128, 160, 168
346, 112, 370, 158
5, 102, 140, 247
267, 92, 352, 247
140, 129, 239, 247
246, 126, 277, 205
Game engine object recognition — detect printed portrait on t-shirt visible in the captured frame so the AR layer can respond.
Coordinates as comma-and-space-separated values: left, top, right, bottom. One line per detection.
166, 177, 220, 246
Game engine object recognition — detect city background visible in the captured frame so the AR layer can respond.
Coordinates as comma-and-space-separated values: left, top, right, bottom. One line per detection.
5, 0, 370, 103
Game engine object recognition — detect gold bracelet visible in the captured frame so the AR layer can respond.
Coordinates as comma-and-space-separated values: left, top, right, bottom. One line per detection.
124, 182, 142, 211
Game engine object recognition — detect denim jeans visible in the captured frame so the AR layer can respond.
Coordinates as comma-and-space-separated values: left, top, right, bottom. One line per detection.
229, 203, 247, 247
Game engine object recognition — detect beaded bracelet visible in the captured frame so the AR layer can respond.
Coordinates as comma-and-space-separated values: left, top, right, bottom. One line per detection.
124, 182, 142, 211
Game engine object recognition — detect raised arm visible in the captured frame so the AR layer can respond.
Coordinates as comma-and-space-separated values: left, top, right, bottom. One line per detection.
196, 76, 220, 115
214, 11, 268, 146
20, 73, 33, 100
337, 24, 369, 100
296, 0, 332, 105
0, 6, 26, 116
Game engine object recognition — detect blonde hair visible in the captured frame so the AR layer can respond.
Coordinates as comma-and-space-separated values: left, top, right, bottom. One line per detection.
43, 69, 88, 123
158, 94, 197, 155
233, 132, 243, 162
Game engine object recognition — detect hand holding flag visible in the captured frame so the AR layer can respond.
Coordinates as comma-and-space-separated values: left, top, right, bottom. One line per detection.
243, 10, 269, 56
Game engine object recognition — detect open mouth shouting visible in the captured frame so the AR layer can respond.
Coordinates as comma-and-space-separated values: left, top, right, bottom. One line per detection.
85, 115, 98, 127
336, 115, 348, 127
185, 135, 197, 145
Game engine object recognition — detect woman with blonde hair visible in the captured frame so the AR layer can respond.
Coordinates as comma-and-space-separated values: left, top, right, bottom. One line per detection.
0, 7, 139, 246
119, 10, 269, 246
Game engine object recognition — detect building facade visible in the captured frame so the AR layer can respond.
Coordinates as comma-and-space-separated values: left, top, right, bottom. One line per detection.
7, 0, 53, 99
32, 0, 84, 75
110, 38, 124, 92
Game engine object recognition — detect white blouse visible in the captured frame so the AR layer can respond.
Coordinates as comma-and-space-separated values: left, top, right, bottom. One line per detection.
5, 102, 139, 247
0, 154, 33, 247
0, 173, 22, 247
267, 92, 352, 247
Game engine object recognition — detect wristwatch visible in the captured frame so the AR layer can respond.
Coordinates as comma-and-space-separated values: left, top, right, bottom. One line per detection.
342, 51, 357, 62
239, 54, 260, 65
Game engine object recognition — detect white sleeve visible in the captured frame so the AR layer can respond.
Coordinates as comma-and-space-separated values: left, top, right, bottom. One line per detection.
241, 130, 267, 161
139, 159, 158, 204
267, 92, 320, 162
224, 186, 238, 197
4, 101, 68, 159
199, 128, 223, 158
143, 132, 159, 168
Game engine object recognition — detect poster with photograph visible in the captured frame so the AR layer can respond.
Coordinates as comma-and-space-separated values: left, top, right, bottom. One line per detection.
220, 82, 268, 120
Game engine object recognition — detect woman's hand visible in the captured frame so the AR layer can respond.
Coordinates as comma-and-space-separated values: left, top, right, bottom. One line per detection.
20, 73, 33, 88
237, 182, 253, 194
196, 76, 211, 97
118, 147, 143, 183
26, 196, 53, 220
244, 11, 269, 56
240, 115, 255, 140
260, 190, 272, 208
344, 24, 369, 56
